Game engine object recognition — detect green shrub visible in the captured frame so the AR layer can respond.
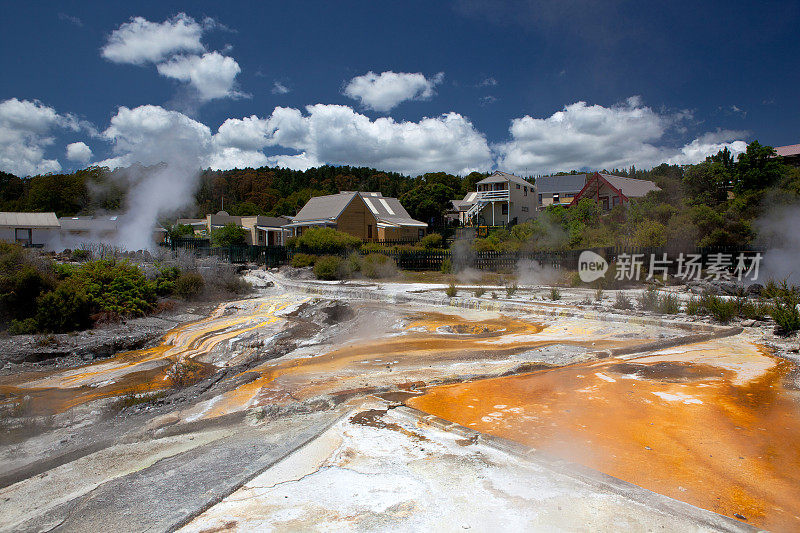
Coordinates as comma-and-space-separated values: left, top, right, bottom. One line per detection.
735, 298, 770, 320
440, 257, 452, 274
614, 292, 633, 310
211, 223, 248, 247
361, 253, 397, 279
8, 318, 38, 335
638, 287, 659, 312
595, 288, 604, 301
292, 227, 361, 255
291, 253, 316, 268
550, 287, 561, 301
702, 294, 737, 323
174, 272, 205, 299
474, 287, 486, 297
685, 296, 704, 315
71, 248, 91, 261
446, 281, 457, 297
74, 260, 157, 317
771, 300, 800, 333
507, 283, 518, 297
314, 256, 342, 280
419, 233, 443, 249
657, 293, 681, 314
347, 252, 362, 273
153, 266, 180, 296
35, 282, 92, 333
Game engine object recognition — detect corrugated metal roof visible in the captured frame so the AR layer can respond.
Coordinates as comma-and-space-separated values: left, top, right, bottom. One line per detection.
0, 212, 60, 227
775, 144, 800, 157
535, 174, 588, 194
477, 171, 534, 188
59, 216, 119, 232
293, 192, 358, 222
599, 174, 660, 197
293, 192, 426, 228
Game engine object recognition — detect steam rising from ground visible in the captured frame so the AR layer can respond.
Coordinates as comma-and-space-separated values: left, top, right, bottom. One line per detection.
515, 259, 559, 287
99, 105, 211, 251
755, 203, 800, 284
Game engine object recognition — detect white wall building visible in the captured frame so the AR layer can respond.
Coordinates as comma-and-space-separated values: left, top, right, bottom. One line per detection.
0, 212, 60, 248
461, 171, 537, 226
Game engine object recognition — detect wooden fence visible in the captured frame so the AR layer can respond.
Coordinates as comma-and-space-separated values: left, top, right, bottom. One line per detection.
165, 237, 764, 273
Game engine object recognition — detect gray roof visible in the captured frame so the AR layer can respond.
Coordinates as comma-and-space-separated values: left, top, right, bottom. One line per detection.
598, 173, 660, 197
292, 192, 358, 223
0, 212, 60, 228
243, 215, 291, 228
361, 194, 427, 227
59, 216, 119, 232
177, 218, 206, 226
292, 192, 426, 228
775, 143, 800, 157
534, 174, 588, 194
477, 171, 534, 188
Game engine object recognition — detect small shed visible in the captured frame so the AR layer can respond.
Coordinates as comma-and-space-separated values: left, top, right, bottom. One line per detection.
0, 212, 60, 248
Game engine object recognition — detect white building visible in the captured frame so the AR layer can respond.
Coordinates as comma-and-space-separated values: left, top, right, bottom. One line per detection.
461, 171, 537, 226
0, 212, 60, 248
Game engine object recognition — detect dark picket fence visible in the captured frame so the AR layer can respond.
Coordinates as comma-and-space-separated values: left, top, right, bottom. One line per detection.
165, 237, 765, 273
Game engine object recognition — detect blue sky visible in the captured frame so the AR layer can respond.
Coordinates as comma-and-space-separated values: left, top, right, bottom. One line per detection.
1, 0, 798, 178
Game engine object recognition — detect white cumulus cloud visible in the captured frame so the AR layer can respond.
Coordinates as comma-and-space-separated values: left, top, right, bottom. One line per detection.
667, 130, 748, 165
0, 98, 88, 176
272, 81, 290, 95
101, 13, 204, 65
343, 71, 445, 112
66, 141, 92, 163
494, 97, 747, 174
157, 52, 243, 101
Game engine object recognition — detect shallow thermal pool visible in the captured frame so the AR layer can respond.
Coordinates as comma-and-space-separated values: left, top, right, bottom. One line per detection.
408, 336, 800, 531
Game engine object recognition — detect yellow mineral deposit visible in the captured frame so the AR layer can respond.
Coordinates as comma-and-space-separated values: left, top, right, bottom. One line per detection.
408, 336, 800, 531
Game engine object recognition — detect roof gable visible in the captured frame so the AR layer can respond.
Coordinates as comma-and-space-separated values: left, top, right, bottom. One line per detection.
292, 192, 359, 222
477, 171, 534, 188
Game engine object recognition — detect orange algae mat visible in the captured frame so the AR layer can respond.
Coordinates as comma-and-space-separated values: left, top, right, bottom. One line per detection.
407, 344, 800, 531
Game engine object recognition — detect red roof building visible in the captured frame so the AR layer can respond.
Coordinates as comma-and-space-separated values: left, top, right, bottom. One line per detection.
569, 172, 660, 210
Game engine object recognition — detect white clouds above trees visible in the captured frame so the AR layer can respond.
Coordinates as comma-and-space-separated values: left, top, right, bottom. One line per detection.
494, 97, 747, 174
343, 71, 445, 112
66, 141, 92, 163
0, 98, 88, 176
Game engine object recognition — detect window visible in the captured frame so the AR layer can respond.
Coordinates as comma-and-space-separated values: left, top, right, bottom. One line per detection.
524, 186, 527, 196
553, 194, 560, 203
501, 203, 508, 215
516, 184, 521, 189
613, 196, 621, 207
418, 229, 425, 239
367, 224, 373, 239
538, 194, 543, 203
521, 206, 528, 212
15, 228, 31, 245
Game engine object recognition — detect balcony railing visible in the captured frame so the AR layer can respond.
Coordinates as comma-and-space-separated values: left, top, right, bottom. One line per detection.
475, 190, 510, 201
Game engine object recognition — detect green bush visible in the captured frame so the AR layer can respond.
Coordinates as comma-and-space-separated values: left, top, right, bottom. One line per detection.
638, 287, 659, 311
75, 260, 157, 317
0, 243, 56, 323
614, 292, 633, 310
35, 282, 92, 333
153, 265, 180, 296
685, 296, 704, 315
702, 294, 737, 323
658, 293, 681, 314
292, 227, 361, 255
474, 287, 486, 297
445, 281, 457, 298
8, 318, 38, 335
291, 253, 316, 268
211, 223, 248, 247
71, 249, 91, 261
440, 257, 452, 274
507, 283, 518, 297
174, 272, 205, 299
361, 253, 397, 279
771, 300, 800, 333
314, 255, 342, 280
549, 287, 561, 300
347, 252, 362, 273
419, 233, 443, 249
